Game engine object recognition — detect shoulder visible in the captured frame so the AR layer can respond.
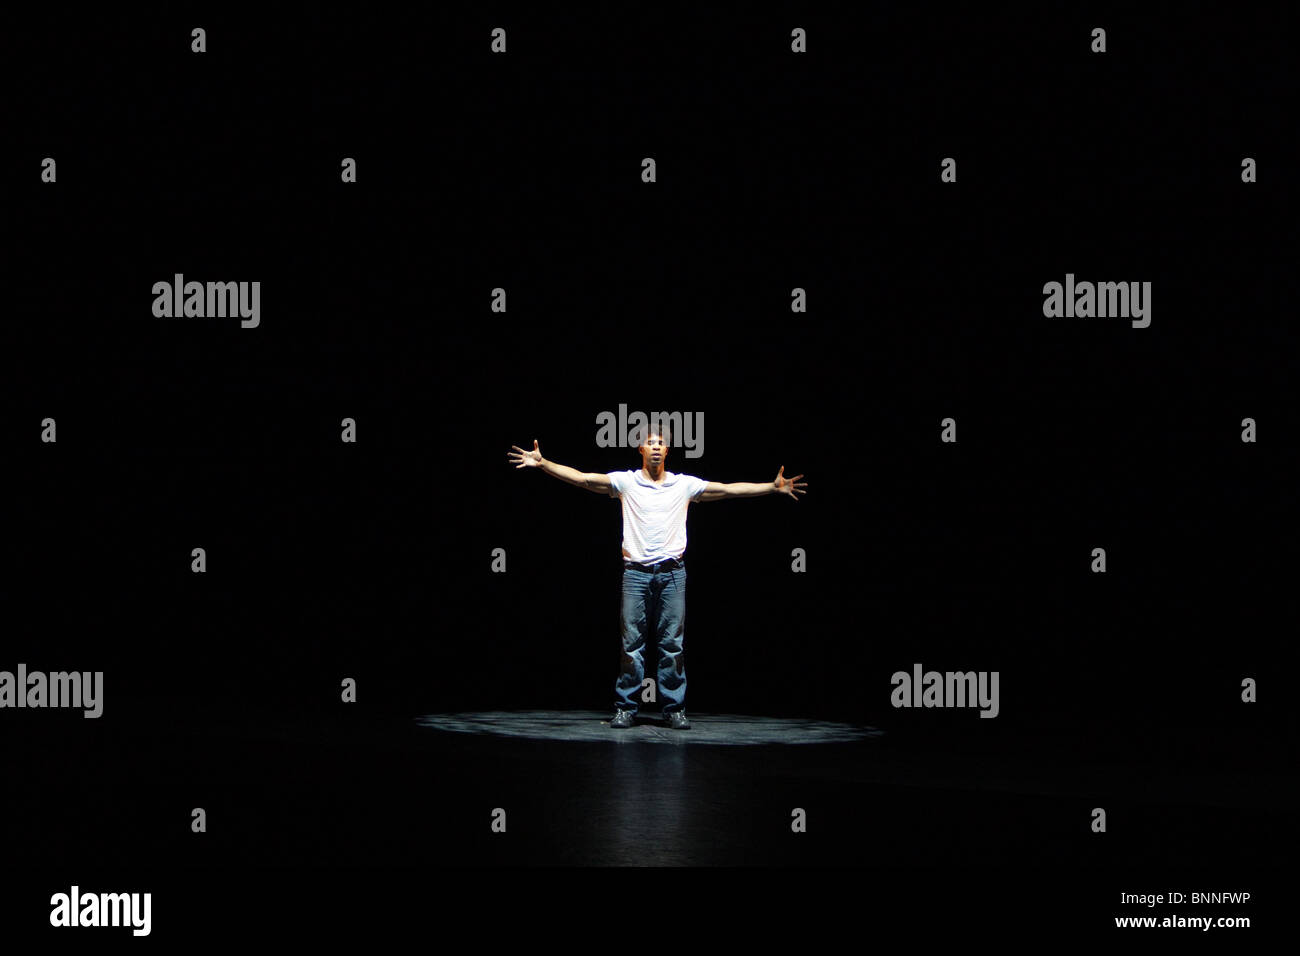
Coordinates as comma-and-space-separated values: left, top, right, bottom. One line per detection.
677, 473, 709, 496
606, 469, 632, 494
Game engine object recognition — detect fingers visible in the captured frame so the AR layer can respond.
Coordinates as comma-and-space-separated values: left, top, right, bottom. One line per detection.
509, 442, 541, 468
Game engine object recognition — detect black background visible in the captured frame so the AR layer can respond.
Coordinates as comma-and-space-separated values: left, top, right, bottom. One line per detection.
2, 6, 1292, 940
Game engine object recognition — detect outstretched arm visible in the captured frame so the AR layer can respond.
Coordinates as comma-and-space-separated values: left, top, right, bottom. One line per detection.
508, 439, 613, 494
695, 466, 808, 503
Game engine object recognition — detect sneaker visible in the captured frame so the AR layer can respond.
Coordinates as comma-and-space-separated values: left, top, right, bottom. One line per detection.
610, 708, 635, 729
666, 711, 691, 730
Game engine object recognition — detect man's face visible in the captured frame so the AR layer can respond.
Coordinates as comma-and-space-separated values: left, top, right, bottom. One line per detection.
640, 431, 669, 468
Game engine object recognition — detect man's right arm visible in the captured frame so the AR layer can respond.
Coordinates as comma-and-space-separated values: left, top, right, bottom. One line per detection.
508, 440, 614, 495
539, 457, 613, 494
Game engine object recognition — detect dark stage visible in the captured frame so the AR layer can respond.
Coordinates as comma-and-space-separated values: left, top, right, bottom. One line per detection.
6, 706, 1283, 869
3, 5, 1292, 942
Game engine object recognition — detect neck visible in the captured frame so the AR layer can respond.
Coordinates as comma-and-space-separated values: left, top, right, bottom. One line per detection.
643, 461, 666, 481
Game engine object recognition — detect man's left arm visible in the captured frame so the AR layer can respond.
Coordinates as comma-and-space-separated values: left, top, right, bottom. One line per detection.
694, 466, 807, 503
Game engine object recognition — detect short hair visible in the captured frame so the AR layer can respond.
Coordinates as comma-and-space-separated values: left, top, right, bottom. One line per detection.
637, 419, 672, 447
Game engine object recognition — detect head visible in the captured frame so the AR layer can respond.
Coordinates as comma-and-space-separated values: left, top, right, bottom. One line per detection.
638, 423, 671, 470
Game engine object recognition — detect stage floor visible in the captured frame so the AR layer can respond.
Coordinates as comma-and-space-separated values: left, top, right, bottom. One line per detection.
6, 708, 1283, 868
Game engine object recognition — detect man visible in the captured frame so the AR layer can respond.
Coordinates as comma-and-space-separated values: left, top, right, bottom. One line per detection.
507, 424, 807, 730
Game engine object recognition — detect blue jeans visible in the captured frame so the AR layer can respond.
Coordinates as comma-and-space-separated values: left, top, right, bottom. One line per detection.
614, 563, 687, 715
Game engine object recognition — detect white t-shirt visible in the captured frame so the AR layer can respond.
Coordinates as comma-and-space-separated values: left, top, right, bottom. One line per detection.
606, 469, 709, 565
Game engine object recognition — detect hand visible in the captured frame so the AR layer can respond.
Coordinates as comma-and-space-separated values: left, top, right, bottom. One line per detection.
508, 440, 544, 469
774, 465, 807, 501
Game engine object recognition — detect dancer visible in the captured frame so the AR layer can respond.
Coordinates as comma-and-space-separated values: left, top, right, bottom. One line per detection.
508, 423, 806, 729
